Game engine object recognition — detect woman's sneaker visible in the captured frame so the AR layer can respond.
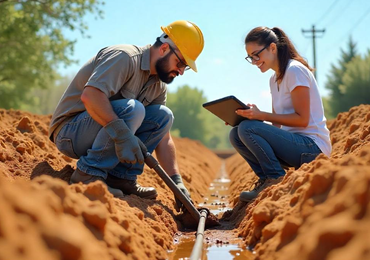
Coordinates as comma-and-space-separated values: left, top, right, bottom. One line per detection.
240, 178, 281, 202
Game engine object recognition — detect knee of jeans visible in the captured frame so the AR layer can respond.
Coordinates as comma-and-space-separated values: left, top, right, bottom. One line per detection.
115, 99, 145, 122
237, 120, 260, 134
229, 127, 239, 145
159, 106, 174, 129
238, 120, 257, 129
129, 99, 145, 120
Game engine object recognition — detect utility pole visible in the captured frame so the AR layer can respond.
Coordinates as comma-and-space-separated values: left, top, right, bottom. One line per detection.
302, 25, 325, 80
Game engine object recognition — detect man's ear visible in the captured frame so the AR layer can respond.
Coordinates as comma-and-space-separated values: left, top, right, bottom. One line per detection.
159, 43, 170, 56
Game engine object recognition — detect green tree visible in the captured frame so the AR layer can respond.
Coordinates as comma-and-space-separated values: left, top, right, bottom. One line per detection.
167, 85, 232, 149
0, 0, 103, 109
167, 85, 208, 143
325, 37, 358, 117
338, 50, 370, 111
322, 96, 332, 120
21, 74, 74, 114
203, 114, 232, 149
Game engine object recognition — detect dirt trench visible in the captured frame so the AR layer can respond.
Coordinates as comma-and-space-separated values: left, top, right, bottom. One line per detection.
1, 105, 370, 260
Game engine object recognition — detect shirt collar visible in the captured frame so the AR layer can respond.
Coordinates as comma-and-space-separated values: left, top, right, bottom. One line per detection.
141, 45, 151, 71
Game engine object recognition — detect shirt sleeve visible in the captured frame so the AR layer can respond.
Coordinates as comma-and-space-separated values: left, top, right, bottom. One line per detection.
85, 48, 133, 97
285, 64, 311, 92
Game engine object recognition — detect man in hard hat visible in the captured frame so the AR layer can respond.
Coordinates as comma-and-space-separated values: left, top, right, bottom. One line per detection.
49, 20, 204, 210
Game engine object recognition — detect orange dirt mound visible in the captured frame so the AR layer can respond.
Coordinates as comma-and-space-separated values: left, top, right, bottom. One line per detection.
0, 108, 221, 260
1, 104, 370, 260
226, 104, 370, 260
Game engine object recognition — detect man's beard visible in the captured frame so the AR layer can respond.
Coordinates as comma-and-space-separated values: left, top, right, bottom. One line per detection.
155, 53, 179, 84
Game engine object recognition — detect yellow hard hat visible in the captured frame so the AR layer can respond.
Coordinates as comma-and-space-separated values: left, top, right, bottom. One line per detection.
161, 20, 204, 72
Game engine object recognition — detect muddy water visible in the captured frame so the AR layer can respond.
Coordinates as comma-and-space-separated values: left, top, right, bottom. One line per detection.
198, 162, 232, 216
167, 162, 254, 260
168, 237, 252, 260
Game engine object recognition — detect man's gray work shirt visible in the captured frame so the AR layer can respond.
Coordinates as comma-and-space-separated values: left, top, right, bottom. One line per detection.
48, 44, 167, 140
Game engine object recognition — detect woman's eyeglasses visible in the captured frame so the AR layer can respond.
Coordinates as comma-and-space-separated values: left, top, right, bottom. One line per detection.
245, 45, 269, 63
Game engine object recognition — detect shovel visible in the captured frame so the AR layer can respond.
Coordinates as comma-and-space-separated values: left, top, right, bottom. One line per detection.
137, 140, 202, 222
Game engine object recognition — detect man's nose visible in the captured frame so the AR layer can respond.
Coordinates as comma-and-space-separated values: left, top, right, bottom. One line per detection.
178, 67, 185, 76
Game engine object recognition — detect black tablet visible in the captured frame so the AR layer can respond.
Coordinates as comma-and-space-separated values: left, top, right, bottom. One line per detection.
202, 96, 250, 126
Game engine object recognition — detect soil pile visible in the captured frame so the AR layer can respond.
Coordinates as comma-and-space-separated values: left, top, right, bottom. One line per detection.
226, 104, 370, 260
0, 109, 221, 260
1, 104, 370, 260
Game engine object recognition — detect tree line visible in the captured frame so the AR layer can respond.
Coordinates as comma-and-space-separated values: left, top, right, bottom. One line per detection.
323, 38, 370, 119
0, 0, 369, 148
0, 0, 103, 109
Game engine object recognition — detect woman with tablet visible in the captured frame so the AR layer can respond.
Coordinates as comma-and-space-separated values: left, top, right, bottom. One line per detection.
229, 27, 331, 202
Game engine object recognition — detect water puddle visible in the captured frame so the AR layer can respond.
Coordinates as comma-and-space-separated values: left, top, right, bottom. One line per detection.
168, 237, 253, 260
198, 162, 232, 217
167, 162, 254, 260
207, 242, 254, 260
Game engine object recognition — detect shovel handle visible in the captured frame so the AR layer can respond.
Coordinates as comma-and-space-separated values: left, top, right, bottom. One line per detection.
137, 139, 149, 157
137, 138, 201, 221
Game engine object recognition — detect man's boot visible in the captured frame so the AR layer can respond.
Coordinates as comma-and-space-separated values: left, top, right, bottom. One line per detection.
70, 168, 124, 198
239, 178, 280, 202
106, 174, 158, 199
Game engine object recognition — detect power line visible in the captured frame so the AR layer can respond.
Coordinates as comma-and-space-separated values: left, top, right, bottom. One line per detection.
329, 4, 370, 53
314, 0, 341, 26
318, 2, 370, 61
345, 5, 370, 37
322, 0, 352, 28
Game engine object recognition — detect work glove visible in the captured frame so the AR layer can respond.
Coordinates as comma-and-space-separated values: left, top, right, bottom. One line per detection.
104, 119, 144, 164
170, 174, 191, 212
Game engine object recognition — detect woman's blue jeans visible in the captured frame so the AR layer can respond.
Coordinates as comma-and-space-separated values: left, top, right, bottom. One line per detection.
229, 120, 322, 179
55, 99, 173, 180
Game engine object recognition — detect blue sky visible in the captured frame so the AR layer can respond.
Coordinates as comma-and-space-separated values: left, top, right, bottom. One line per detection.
60, 0, 370, 113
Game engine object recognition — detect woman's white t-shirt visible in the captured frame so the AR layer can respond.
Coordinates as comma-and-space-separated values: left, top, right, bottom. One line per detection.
269, 59, 332, 157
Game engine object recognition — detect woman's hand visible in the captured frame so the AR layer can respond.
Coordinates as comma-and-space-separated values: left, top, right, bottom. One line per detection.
236, 104, 265, 120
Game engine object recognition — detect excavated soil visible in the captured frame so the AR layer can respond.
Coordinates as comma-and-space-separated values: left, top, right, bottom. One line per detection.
1, 104, 370, 260
225, 104, 370, 260
0, 109, 221, 260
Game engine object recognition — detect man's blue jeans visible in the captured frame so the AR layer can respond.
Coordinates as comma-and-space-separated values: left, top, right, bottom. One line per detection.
229, 120, 322, 179
55, 99, 173, 180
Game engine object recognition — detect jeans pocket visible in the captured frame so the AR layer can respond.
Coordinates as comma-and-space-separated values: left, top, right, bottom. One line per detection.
56, 138, 79, 159
300, 153, 320, 165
